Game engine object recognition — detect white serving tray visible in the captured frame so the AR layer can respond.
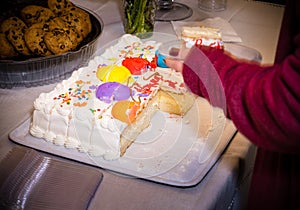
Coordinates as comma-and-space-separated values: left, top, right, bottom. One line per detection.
10, 97, 236, 187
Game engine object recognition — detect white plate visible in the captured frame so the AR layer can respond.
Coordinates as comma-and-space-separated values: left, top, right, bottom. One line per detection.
10, 97, 236, 186
157, 39, 262, 63
224, 43, 262, 63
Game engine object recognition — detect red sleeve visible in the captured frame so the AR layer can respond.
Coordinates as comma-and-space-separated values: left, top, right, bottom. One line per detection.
182, 35, 300, 154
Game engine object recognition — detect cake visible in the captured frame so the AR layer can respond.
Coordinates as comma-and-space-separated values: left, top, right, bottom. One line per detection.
181, 26, 224, 49
29, 34, 196, 160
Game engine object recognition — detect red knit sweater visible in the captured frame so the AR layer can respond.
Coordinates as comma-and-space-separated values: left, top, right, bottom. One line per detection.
181, 0, 300, 209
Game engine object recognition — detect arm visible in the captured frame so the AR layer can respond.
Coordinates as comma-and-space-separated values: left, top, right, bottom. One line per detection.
182, 37, 300, 154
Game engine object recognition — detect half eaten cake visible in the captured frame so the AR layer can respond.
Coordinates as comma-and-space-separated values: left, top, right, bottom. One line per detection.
29, 34, 196, 160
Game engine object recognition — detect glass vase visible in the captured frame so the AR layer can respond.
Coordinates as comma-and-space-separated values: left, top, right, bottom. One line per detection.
122, 0, 156, 38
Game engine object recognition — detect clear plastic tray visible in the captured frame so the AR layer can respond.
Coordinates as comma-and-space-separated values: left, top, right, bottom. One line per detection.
0, 1, 103, 89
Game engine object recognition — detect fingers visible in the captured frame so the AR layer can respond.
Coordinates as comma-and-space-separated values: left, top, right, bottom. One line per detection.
164, 44, 191, 72
165, 58, 184, 73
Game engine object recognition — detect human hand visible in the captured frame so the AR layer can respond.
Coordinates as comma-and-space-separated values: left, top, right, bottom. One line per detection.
158, 40, 191, 72
165, 58, 184, 73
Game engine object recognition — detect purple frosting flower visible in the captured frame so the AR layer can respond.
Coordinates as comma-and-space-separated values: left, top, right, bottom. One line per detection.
96, 82, 130, 103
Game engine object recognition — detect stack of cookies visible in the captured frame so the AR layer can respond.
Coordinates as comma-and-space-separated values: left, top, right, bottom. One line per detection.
0, 0, 92, 59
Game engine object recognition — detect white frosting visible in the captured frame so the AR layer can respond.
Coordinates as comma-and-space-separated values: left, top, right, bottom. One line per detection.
48, 104, 70, 145
30, 35, 188, 160
44, 131, 55, 142
54, 135, 65, 146
89, 117, 121, 159
181, 26, 222, 39
29, 123, 44, 138
65, 118, 80, 148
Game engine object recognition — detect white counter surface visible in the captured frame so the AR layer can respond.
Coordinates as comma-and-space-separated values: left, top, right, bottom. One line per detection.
0, 0, 284, 209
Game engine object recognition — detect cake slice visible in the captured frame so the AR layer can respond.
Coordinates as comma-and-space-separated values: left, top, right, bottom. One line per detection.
181, 25, 224, 49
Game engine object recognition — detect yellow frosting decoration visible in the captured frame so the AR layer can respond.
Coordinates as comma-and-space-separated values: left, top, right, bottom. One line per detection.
96, 65, 134, 84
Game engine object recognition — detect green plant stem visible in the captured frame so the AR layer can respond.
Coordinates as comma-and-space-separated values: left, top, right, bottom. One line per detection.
126, 0, 147, 34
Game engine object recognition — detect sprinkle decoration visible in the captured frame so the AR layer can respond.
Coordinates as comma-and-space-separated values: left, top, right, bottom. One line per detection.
53, 80, 93, 107
89, 108, 101, 114
118, 42, 155, 61
51, 40, 185, 124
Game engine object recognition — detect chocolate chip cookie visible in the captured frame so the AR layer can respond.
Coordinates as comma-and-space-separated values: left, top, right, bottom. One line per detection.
0, 32, 18, 59
48, 17, 81, 44
48, 0, 74, 16
20, 5, 55, 26
29, 21, 51, 31
24, 24, 52, 56
44, 28, 75, 54
6, 27, 32, 56
1, 17, 31, 56
60, 6, 92, 39
0, 16, 27, 33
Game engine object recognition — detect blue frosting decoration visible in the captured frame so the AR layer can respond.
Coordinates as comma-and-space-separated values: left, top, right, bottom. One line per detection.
155, 50, 168, 68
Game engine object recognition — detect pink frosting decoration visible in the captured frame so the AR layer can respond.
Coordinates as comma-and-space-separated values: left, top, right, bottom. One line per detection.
96, 82, 130, 103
